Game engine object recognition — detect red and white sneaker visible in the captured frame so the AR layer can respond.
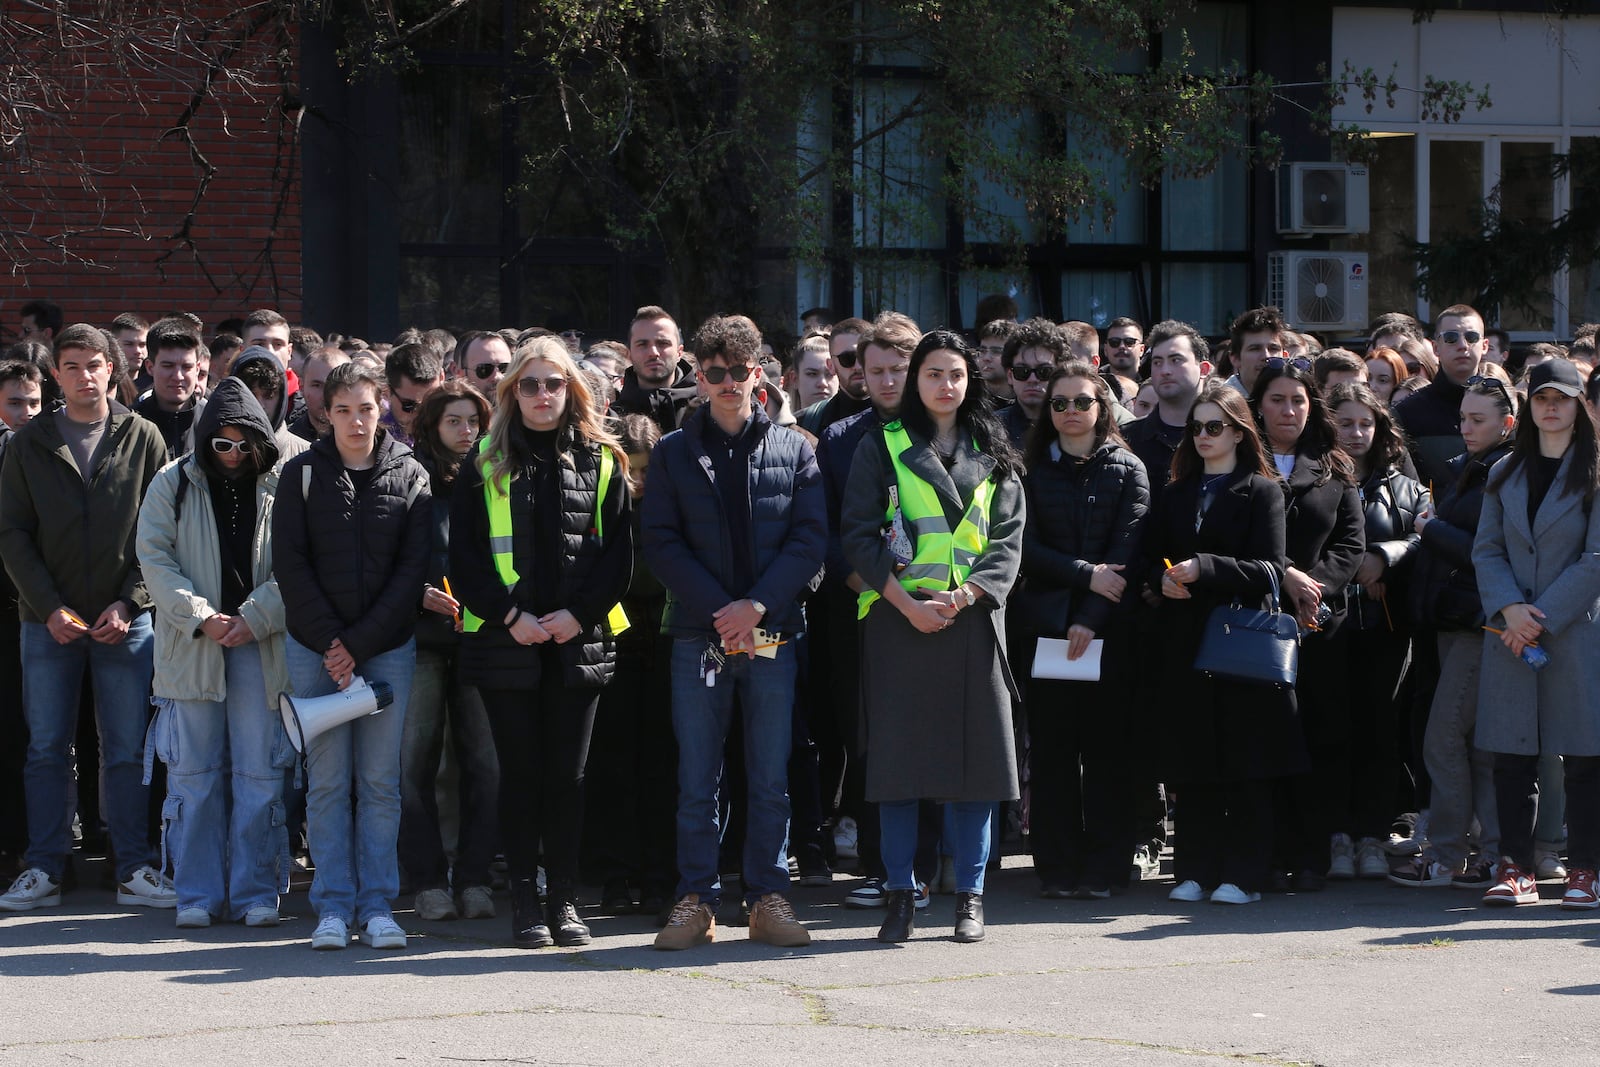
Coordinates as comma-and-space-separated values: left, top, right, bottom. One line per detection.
1561, 867, 1600, 911
1482, 859, 1539, 907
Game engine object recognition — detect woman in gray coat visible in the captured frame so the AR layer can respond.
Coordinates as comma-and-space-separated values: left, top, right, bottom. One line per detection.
843, 329, 1025, 945
1472, 359, 1600, 910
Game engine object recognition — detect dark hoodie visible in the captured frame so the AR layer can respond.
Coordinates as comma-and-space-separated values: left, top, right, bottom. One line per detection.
190, 378, 280, 615
612, 358, 699, 434
229, 345, 292, 432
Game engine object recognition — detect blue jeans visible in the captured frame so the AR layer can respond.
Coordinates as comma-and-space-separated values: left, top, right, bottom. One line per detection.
21, 615, 155, 882
883, 799, 990, 894
152, 644, 293, 919
400, 647, 499, 890
670, 637, 795, 906
287, 637, 415, 926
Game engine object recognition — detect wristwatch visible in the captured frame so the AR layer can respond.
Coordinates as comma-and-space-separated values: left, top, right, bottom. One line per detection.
751, 599, 768, 618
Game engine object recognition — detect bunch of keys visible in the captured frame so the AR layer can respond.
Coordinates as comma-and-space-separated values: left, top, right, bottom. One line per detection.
699, 640, 727, 687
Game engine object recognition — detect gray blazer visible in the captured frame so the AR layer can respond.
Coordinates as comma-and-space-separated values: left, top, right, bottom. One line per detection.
1472, 451, 1600, 755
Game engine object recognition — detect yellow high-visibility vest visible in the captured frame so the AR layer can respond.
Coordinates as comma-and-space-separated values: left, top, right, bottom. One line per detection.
462, 441, 629, 634
857, 421, 994, 619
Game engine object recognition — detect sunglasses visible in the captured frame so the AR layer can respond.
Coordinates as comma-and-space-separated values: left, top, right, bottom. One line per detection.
1188, 419, 1232, 438
1438, 330, 1483, 345
702, 364, 756, 384
516, 375, 567, 398
1049, 395, 1097, 412
397, 397, 422, 413
1105, 337, 1141, 349
211, 437, 248, 455
1466, 374, 1514, 404
1009, 364, 1053, 381
833, 350, 858, 369
474, 361, 510, 380
1262, 356, 1313, 374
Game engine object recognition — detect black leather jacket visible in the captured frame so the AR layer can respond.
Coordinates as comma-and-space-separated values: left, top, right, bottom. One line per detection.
1346, 461, 1429, 631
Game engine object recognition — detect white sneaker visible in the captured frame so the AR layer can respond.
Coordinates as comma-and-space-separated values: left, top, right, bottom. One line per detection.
833, 816, 859, 861
1168, 879, 1206, 903
1130, 844, 1161, 881
1210, 883, 1261, 905
1356, 837, 1390, 879
175, 907, 211, 928
1327, 833, 1356, 880
457, 884, 495, 920
244, 905, 281, 927
363, 915, 407, 949
311, 915, 349, 950
913, 880, 930, 911
1535, 849, 1568, 881
844, 877, 885, 909
0, 868, 61, 912
413, 887, 458, 921
117, 865, 178, 908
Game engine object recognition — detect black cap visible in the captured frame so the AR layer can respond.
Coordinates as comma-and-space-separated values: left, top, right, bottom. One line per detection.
1527, 358, 1584, 399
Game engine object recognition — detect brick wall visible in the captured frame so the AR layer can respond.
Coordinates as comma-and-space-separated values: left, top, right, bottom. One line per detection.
1, 5, 302, 339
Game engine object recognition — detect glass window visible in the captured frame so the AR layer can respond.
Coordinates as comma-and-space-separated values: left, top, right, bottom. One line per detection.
1428, 140, 1484, 245
1064, 137, 1146, 246
1500, 142, 1556, 332
1162, 263, 1248, 336
399, 256, 501, 327
854, 79, 945, 250
859, 260, 946, 327
397, 66, 503, 245
521, 263, 612, 336
1568, 138, 1600, 330
959, 273, 1036, 329
1336, 134, 1417, 322
1060, 270, 1140, 330
964, 110, 1042, 245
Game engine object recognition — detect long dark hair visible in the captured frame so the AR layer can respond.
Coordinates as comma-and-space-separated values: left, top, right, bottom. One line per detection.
1249, 359, 1355, 486
898, 329, 1021, 479
1023, 361, 1124, 469
1495, 360, 1600, 506
1171, 384, 1276, 484
413, 378, 490, 486
1325, 382, 1409, 479
195, 423, 273, 481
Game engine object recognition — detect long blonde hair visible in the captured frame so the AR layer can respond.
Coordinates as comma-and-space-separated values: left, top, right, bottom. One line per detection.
483, 335, 627, 491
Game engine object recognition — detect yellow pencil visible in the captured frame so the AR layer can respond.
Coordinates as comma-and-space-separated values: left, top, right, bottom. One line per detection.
441, 576, 460, 619
61, 609, 88, 629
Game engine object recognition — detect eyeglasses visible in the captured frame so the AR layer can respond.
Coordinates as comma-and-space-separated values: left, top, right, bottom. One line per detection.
211, 437, 248, 455
1262, 356, 1312, 374
397, 397, 422, 413
1049, 395, 1097, 413
702, 364, 756, 384
1188, 419, 1232, 438
474, 361, 510, 380
1105, 337, 1141, 349
1009, 364, 1053, 381
1438, 330, 1483, 345
516, 375, 567, 398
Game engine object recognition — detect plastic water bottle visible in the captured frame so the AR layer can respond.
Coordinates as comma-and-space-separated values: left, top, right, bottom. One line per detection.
1520, 644, 1550, 671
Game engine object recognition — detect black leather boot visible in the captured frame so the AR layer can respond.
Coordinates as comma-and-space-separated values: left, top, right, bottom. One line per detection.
511, 878, 553, 948
877, 888, 916, 943
953, 891, 985, 943
548, 898, 592, 947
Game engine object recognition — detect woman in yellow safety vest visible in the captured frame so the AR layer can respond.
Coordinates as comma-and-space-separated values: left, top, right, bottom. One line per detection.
841, 328, 1025, 945
450, 336, 632, 950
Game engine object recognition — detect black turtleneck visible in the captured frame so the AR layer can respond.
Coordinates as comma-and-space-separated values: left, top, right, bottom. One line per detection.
518, 426, 563, 613
207, 471, 258, 614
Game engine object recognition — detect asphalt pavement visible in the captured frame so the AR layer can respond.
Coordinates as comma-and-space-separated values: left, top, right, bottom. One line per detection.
2, 854, 1598, 1066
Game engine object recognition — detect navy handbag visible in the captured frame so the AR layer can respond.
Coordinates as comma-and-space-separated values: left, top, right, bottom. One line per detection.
1194, 564, 1300, 687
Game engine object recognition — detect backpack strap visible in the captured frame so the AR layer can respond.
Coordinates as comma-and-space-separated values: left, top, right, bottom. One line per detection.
172, 458, 192, 523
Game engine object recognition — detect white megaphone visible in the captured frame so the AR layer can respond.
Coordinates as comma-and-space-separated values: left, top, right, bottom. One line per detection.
278, 675, 395, 753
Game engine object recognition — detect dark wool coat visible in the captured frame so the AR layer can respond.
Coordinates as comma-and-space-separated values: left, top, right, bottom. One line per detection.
842, 424, 1025, 803
1142, 468, 1308, 783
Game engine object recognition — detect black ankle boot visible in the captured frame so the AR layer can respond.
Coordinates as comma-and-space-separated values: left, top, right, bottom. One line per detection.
548, 899, 592, 946
877, 888, 916, 943
511, 879, 552, 948
953, 891, 985, 943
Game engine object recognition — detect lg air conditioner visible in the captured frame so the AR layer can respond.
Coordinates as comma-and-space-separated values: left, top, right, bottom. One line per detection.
1276, 163, 1370, 235
1267, 251, 1369, 334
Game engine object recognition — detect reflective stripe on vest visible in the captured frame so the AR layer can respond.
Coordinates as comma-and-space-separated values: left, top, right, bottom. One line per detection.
857, 422, 995, 619
461, 442, 628, 634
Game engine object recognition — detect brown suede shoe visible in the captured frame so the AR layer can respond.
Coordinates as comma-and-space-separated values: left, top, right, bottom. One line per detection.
748, 892, 811, 948
653, 894, 716, 950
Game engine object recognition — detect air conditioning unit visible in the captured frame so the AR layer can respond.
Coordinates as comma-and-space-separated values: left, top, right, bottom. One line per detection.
1276, 163, 1370, 235
1267, 251, 1369, 333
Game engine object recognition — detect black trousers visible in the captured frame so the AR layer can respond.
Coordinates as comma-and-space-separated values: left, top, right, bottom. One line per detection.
1174, 779, 1274, 892
1026, 676, 1132, 890
1496, 753, 1600, 869
1344, 625, 1412, 838
583, 631, 677, 894
480, 648, 600, 899
1275, 630, 1352, 872
0, 603, 25, 857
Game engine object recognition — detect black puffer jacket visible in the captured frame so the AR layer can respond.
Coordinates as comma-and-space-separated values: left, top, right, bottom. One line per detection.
272, 431, 432, 663
1018, 440, 1150, 637
1346, 461, 1429, 631
1410, 443, 1513, 632
450, 427, 632, 689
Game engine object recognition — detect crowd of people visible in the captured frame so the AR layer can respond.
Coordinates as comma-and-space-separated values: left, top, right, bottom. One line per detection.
0, 293, 1597, 952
